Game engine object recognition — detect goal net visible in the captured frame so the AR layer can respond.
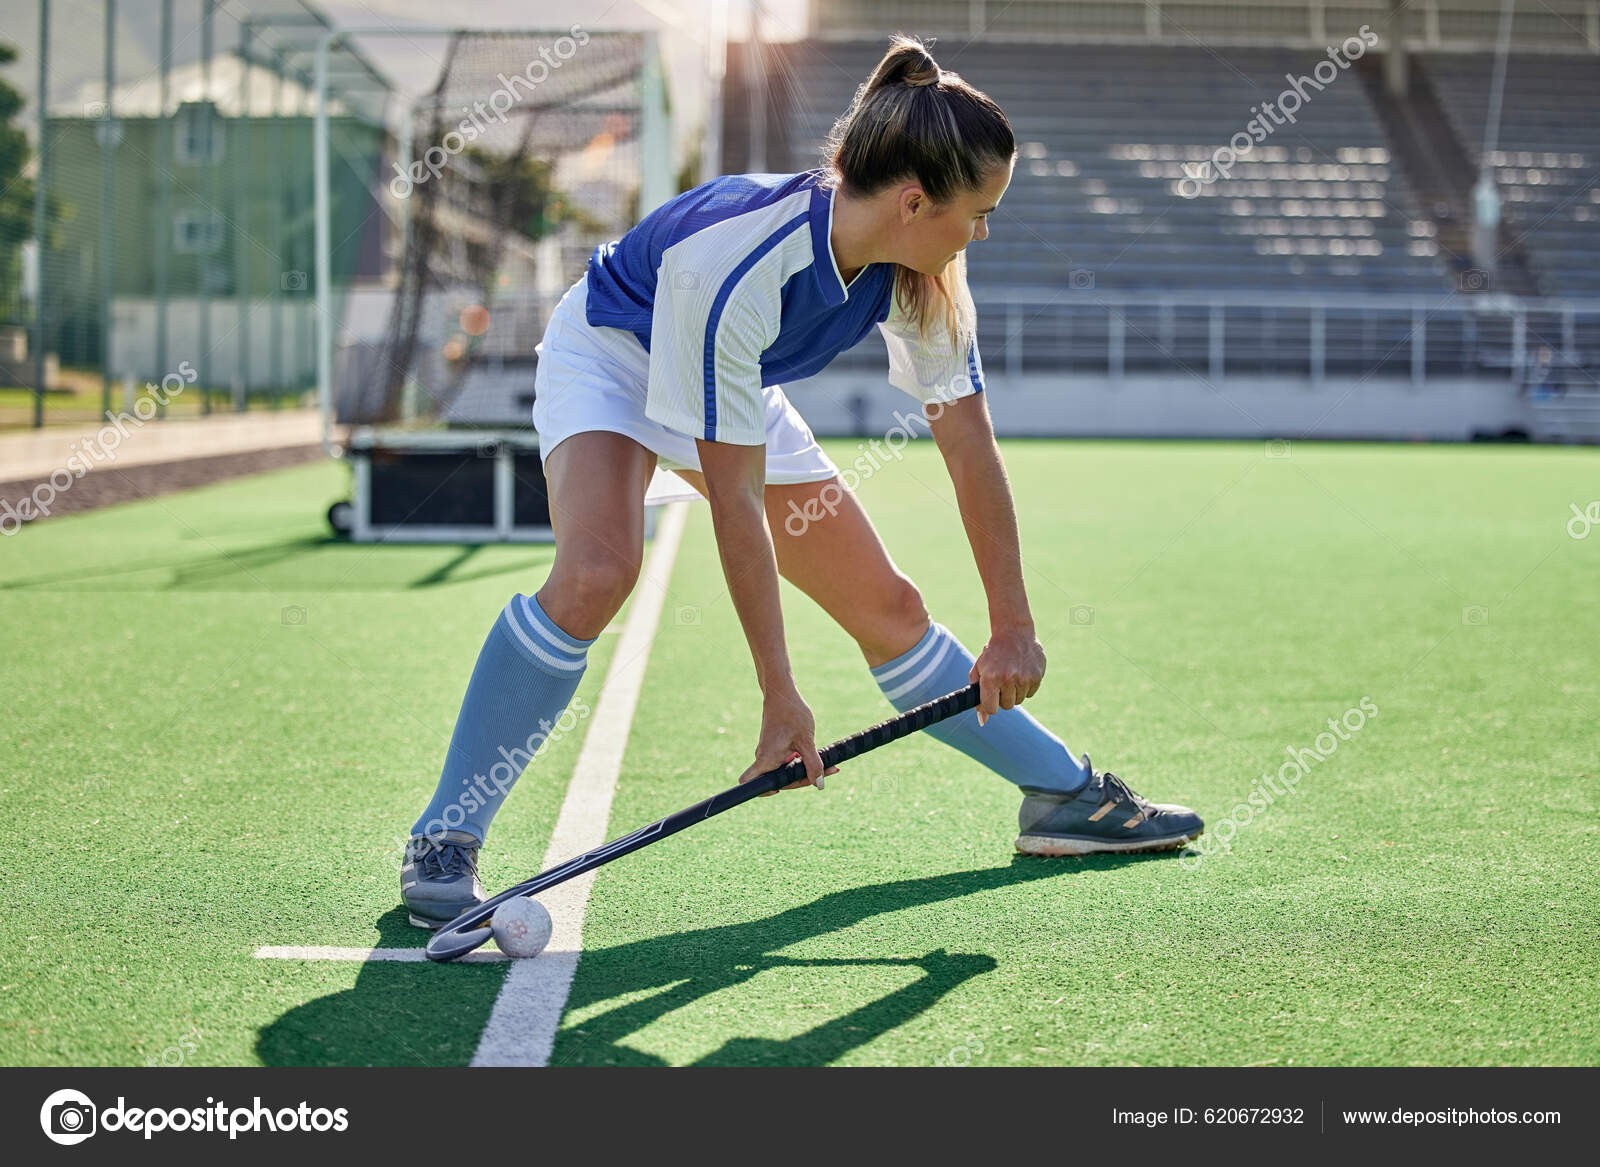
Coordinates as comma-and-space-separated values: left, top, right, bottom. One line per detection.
340, 29, 670, 427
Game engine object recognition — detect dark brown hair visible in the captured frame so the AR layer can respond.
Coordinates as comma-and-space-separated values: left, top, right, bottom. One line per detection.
824, 35, 1015, 350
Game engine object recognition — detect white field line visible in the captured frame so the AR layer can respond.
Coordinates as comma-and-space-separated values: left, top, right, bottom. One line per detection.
470, 499, 688, 1065
254, 945, 510, 963
255, 502, 690, 1066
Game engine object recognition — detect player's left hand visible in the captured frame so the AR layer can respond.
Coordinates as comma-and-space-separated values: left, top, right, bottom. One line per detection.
970, 628, 1045, 726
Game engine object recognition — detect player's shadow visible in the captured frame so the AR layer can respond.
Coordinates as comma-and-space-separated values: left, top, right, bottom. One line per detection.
255, 852, 1178, 1067
0, 535, 554, 593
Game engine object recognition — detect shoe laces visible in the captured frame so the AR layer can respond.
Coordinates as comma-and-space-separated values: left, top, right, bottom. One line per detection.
415, 837, 479, 880
1097, 768, 1153, 814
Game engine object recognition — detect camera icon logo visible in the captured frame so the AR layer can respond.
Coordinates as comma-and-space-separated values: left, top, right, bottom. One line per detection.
1461, 605, 1489, 627
281, 270, 308, 293
40, 1089, 97, 1146
1456, 268, 1489, 293
1567, 500, 1599, 540
281, 605, 308, 627
1069, 604, 1095, 626
1265, 439, 1292, 459
1068, 269, 1095, 290
672, 270, 701, 291
674, 605, 701, 626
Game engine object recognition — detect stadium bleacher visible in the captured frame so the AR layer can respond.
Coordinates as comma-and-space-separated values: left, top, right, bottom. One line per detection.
755, 40, 1449, 296
728, 38, 1477, 376
422, 18, 1599, 437
1425, 51, 1600, 298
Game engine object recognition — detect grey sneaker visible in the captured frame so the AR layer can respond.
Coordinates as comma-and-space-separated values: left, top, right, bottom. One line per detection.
401, 830, 487, 929
1016, 754, 1203, 856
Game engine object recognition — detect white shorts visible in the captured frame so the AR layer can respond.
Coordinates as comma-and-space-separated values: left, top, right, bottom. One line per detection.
532, 275, 839, 485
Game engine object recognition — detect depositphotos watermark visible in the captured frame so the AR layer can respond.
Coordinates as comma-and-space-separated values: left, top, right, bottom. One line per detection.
936, 1033, 987, 1067
410, 696, 593, 844
1, 360, 197, 535
1180, 697, 1378, 869
389, 24, 590, 198
1178, 26, 1379, 198
39, 1088, 349, 1145
145, 1025, 202, 1068
783, 388, 966, 537
1567, 501, 1599, 539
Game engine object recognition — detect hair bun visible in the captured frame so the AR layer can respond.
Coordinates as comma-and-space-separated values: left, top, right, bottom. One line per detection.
903, 56, 940, 87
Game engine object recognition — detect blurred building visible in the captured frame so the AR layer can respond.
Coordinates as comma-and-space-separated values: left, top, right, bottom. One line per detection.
13, 0, 392, 418
44, 68, 386, 389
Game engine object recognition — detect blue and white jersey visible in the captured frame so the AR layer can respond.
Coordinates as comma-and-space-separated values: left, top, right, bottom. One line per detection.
584, 169, 986, 445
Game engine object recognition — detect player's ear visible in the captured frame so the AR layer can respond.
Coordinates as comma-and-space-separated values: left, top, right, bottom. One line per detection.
898, 183, 927, 223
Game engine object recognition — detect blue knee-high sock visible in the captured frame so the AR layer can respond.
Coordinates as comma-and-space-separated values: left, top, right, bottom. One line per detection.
870, 622, 1089, 794
412, 593, 596, 844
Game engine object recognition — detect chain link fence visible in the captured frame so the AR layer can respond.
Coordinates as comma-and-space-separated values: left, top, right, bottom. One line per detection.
3, 0, 390, 430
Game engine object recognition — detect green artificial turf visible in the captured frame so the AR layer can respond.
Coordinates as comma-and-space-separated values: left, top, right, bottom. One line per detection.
0, 461, 619, 1066
1, 440, 1596, 1066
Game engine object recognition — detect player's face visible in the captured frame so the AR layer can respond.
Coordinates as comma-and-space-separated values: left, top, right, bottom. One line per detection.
901, 158, 1014, 275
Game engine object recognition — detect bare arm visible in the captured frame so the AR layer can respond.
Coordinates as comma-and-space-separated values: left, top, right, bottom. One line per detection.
696, 438, 826, 788
926, 393, 1046, 722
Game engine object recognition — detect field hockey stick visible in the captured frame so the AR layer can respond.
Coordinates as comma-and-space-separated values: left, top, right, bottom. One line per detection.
425, 681, 982, 962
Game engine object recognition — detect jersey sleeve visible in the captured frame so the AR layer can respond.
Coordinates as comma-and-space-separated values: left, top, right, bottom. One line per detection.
643, 246, 783, 446
877, 290, 986, 407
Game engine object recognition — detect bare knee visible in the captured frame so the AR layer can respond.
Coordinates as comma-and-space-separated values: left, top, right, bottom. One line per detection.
864, 574, 931, 663
888, 573, 930, 629
541, 548, 640, 637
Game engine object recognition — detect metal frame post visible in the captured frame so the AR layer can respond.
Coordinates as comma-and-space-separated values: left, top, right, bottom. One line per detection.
155, 0, 172, 415
1007, 303, 1021, 378
639, 31, 672, 214
32, 0, 50, 428
748, 5, 766, 172
703, 0, 727, 181
1310, 304, 1325, 386
99, 0, 115, 416
314, 32, 335, 454
1473, 0, 1516, 276
269, 51, 285, 407
234, 20, 252, 410
1411, 307, 1426, 386
1209, 303, 1225, 381
198, 0, 214, 413
1109, 305, 1125, 382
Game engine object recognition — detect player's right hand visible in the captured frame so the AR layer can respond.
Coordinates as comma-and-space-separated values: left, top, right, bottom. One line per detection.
740, 684, 835, 794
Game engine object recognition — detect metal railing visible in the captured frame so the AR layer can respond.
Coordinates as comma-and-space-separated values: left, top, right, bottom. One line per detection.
832, 287, 1600, 388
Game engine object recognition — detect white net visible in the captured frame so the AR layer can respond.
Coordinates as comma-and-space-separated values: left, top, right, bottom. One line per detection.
355, 30, 658, 426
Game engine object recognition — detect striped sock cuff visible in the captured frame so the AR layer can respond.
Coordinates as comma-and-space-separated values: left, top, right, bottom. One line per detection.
497, 593, 596, 674
870, 621, 957, 705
